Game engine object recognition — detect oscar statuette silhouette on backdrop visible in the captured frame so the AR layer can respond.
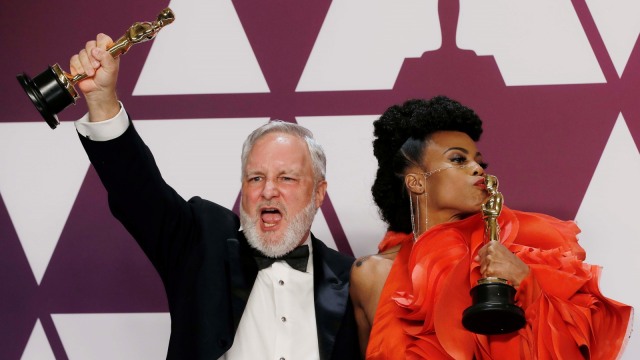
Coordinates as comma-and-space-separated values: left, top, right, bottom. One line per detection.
17, 8, 175, 129
462, 174, 526, 334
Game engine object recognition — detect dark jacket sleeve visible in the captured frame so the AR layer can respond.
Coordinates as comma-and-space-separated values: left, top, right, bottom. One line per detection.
79, 121, 241, 359
79, 120, 198, 280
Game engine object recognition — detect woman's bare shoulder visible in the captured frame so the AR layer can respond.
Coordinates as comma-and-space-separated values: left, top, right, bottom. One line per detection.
350, 246, 400, 292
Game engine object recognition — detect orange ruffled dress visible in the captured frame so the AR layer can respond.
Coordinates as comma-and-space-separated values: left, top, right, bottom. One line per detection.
366, 207, 633, 360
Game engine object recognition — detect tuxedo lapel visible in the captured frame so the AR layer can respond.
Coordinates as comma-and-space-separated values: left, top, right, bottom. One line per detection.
312, 236, 350, 360
226, 235, 259, 331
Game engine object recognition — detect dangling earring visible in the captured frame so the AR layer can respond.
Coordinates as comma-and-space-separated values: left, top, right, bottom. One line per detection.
420, 172, 429, 238
410, 192, 429, 241
410, 193, 419, 240
423, 174, 429, 235
423, 192, 428, 233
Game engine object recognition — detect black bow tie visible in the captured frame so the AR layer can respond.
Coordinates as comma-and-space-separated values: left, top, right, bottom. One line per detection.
253, 245, 310, 272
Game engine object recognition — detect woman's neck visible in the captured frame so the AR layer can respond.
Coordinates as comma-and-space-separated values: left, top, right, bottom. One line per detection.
413, 204, 472, 238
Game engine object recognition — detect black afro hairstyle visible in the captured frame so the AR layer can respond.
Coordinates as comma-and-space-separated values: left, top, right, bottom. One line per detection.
371, 96, 484, 233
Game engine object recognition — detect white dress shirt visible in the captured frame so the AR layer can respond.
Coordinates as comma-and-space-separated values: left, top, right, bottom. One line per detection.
222, 238, 319, 360
75, 109, 321, 360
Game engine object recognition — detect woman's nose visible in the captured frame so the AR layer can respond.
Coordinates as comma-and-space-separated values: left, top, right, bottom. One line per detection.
471, 162, 484, 176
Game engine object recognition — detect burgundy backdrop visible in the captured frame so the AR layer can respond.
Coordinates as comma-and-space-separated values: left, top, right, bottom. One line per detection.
1, 0, 638, 358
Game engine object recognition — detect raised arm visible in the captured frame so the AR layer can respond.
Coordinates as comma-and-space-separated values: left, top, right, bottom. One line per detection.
70, 34, 214, 281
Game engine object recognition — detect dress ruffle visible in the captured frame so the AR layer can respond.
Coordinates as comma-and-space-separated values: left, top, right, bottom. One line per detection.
366, 207, 633, 360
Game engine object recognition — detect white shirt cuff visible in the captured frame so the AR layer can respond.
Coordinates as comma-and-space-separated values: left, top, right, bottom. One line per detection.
74, 102, 129, 141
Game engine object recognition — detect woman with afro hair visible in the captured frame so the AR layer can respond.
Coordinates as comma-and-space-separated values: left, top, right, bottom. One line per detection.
349, 96, 632, 359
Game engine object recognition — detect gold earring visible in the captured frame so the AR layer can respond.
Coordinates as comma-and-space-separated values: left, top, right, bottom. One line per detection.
409, 193, 418, 240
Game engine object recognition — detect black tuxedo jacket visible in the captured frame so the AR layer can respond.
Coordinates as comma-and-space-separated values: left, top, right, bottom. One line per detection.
79, 122, 360, 359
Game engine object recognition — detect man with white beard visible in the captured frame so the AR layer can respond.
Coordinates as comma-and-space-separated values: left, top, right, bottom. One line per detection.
71, 33, 360, 360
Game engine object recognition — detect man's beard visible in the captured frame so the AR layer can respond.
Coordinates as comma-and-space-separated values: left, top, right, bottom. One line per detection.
240, 194, 318, 257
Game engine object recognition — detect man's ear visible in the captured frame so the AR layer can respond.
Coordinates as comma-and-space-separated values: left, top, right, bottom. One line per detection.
404, 173, 426, 195
314, 180, 328, 208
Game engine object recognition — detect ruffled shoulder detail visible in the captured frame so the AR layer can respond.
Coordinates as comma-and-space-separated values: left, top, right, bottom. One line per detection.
509, 209, 585, 259
378, 230, 413, 252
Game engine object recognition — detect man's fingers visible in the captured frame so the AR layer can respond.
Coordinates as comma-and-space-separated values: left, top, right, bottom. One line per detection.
77, 49, 95, 77
95, 33, 113, 49
69, 54, 81, 76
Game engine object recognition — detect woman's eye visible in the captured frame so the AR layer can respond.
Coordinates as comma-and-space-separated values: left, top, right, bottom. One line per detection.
450, 155, 467, 164
479, 162, 489, 170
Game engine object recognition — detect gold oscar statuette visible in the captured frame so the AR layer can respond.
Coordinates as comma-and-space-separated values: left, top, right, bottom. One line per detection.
17, 8, 175, 129
462, 174, 526, 334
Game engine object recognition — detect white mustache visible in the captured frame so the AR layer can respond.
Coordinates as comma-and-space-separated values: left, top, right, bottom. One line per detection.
257, 201, 287, 216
